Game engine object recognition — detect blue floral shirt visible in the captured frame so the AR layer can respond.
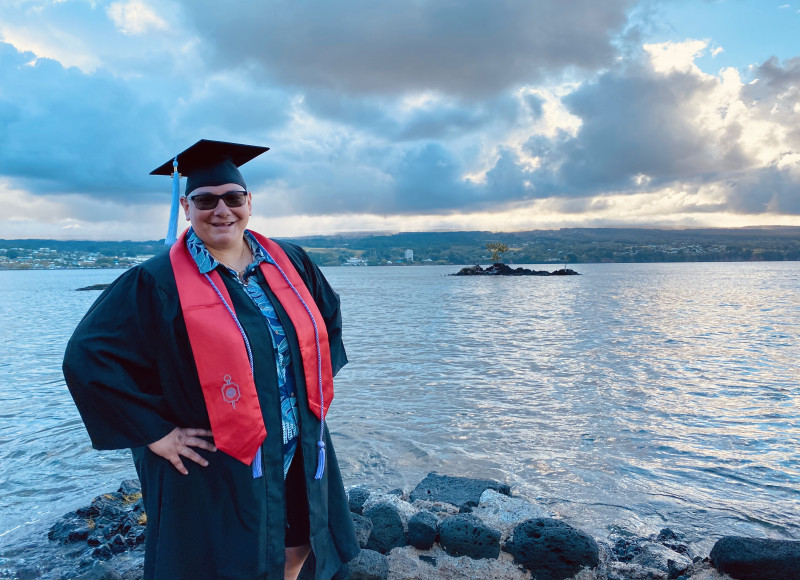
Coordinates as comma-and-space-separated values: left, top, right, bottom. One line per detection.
185, 228, 299, 479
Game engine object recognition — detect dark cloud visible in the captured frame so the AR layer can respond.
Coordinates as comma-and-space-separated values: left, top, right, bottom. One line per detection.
180, 0, 636, 98
0, 43, 170, 198
742, 56, 800, 148
726, 166, 800, 215
515, 62, 753, 198
250, 53, 800, 218
0, 42, 294, 199
300, 89, 519, 141
263, 141, 478, 216
2, 1, 799, 225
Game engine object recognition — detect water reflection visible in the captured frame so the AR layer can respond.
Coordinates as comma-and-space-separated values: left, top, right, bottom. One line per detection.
1, 263, 798, 559
324, 262, 800, 554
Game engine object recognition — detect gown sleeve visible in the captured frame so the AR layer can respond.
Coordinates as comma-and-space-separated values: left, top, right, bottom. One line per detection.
63, 266, 176, 450
274, 240, 348, 377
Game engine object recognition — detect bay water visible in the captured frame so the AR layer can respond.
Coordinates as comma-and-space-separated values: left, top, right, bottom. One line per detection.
1, 262, 798, 564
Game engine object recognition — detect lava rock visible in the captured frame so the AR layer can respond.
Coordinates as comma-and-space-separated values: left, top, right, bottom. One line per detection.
48, 516, 93, 544
87, 531, 105, 546
408, 511, 438, 550
363, 502, 407, 554
76, 284, 111, 292
506, 518, 599, 580
471, 489, 550, 541
118, 480, 141, 497
657, 528, 678, 542
348, 487, 371, 515
124, 524, 146, 547
109, 534, 127, 555
418, 555, 437, 566
610, 536, 641, 562
409, 473, 511, 510
347, 549, 389, 580
77, 504, 101, 519
668, 557, 691, 579
351, 512, 373, 549
120, 512, 141, 535
631, 542, 691, 578
438, 514, 500, 560
452, 264, 579, 276
710, 536, 800, 580
89, 494, 125, 522
91, 544, 113, 561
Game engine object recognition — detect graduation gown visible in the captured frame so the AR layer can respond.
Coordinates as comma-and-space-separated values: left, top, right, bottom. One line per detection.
63, 240, 359, 580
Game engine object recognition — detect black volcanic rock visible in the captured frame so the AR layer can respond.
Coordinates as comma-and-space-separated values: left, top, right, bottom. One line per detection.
346, 549, 389, 580
409, 473, 510, 509
408, 511, 438, 550
363, 502, 407, 554
710, 536, 800, 580
348, 486, 371, 515
453, 263, 579, 276
506, 518, 599, 580
438, 514, 500, 560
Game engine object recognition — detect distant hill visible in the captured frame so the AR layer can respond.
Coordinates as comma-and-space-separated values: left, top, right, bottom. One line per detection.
2, 227, 798, 268
279, 226, 800, 266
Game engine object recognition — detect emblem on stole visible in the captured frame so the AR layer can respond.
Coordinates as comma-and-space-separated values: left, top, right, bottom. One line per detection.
221, 375, 241, 409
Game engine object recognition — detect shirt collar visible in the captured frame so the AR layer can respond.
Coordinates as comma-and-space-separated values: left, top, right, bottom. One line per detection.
185, 228, 271, 275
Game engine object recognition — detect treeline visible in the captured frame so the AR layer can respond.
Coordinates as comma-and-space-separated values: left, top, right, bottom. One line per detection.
2, 227, 799, 267
0, 239, 164, 258
281, 227, 800, 266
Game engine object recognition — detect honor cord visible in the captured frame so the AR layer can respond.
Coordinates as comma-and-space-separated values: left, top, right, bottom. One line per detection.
262, 252, 327, 480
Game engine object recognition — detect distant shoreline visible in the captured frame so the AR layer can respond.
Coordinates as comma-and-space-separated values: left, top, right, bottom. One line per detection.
1, 257, 799, 272
2, 226, 800, 267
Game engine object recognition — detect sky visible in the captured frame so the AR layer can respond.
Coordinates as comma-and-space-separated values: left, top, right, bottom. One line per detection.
0, 0, 798, 240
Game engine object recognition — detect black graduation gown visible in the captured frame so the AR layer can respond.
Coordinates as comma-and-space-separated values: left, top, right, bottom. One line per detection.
63, 240, 359, 580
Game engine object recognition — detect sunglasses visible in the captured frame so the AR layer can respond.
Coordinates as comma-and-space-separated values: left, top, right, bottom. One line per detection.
187, 191, 248, 210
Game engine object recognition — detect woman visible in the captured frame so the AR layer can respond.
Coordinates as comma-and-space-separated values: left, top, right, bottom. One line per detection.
63, 140, 359, 580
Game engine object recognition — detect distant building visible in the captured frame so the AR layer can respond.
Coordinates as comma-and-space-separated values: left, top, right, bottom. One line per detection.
405, 249, 414, 263
344, 256, 368, 266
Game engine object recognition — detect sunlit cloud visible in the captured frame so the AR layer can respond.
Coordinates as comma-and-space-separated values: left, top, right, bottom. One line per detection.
0, 0, 798, 238
107, 1, 167, 36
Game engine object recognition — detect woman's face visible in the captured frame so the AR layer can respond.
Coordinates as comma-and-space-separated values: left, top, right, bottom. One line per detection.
180, 183, 252, 252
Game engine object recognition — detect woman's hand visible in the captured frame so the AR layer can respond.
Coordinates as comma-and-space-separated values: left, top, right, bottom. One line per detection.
147, 427, 216, 475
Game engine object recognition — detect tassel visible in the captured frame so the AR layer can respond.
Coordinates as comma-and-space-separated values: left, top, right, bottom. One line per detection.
252, 447, 263, 478
314, 440, 326, 480
164, 157, 180, 246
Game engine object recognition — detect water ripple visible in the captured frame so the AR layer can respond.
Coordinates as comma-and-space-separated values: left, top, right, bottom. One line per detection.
1, 263, 799, 558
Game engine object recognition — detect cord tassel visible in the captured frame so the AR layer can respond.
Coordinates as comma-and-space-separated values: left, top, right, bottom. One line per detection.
314, 440, 326, 480
165, 157, 180, 246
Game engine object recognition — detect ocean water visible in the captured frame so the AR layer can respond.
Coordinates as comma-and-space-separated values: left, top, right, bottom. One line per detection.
0, 262, 798, 564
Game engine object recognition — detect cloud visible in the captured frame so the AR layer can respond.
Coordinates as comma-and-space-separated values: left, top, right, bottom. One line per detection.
0, 43, 171, 197
1, 1, 799, 239
509, 42, 799, 215
107, 1, 168, 36
178, 0, 636, 98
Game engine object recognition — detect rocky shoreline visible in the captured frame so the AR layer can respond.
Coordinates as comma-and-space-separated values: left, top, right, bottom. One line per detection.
14, 473, 800, 580
452, 263, 580, 276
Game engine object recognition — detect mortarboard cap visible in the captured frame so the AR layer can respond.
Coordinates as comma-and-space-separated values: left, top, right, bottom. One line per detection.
151, 139, 270, 195
152, 139, 269, 246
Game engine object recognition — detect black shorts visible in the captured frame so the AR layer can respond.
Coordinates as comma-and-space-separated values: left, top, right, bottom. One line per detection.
284, 446, 310, 547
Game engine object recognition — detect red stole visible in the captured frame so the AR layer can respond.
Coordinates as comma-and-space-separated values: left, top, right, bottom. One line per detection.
169, 229, 334, 465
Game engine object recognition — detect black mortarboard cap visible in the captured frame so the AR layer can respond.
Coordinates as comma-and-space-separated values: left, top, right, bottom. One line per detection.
150, 139, 270, 195
151, 139, 269, 245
